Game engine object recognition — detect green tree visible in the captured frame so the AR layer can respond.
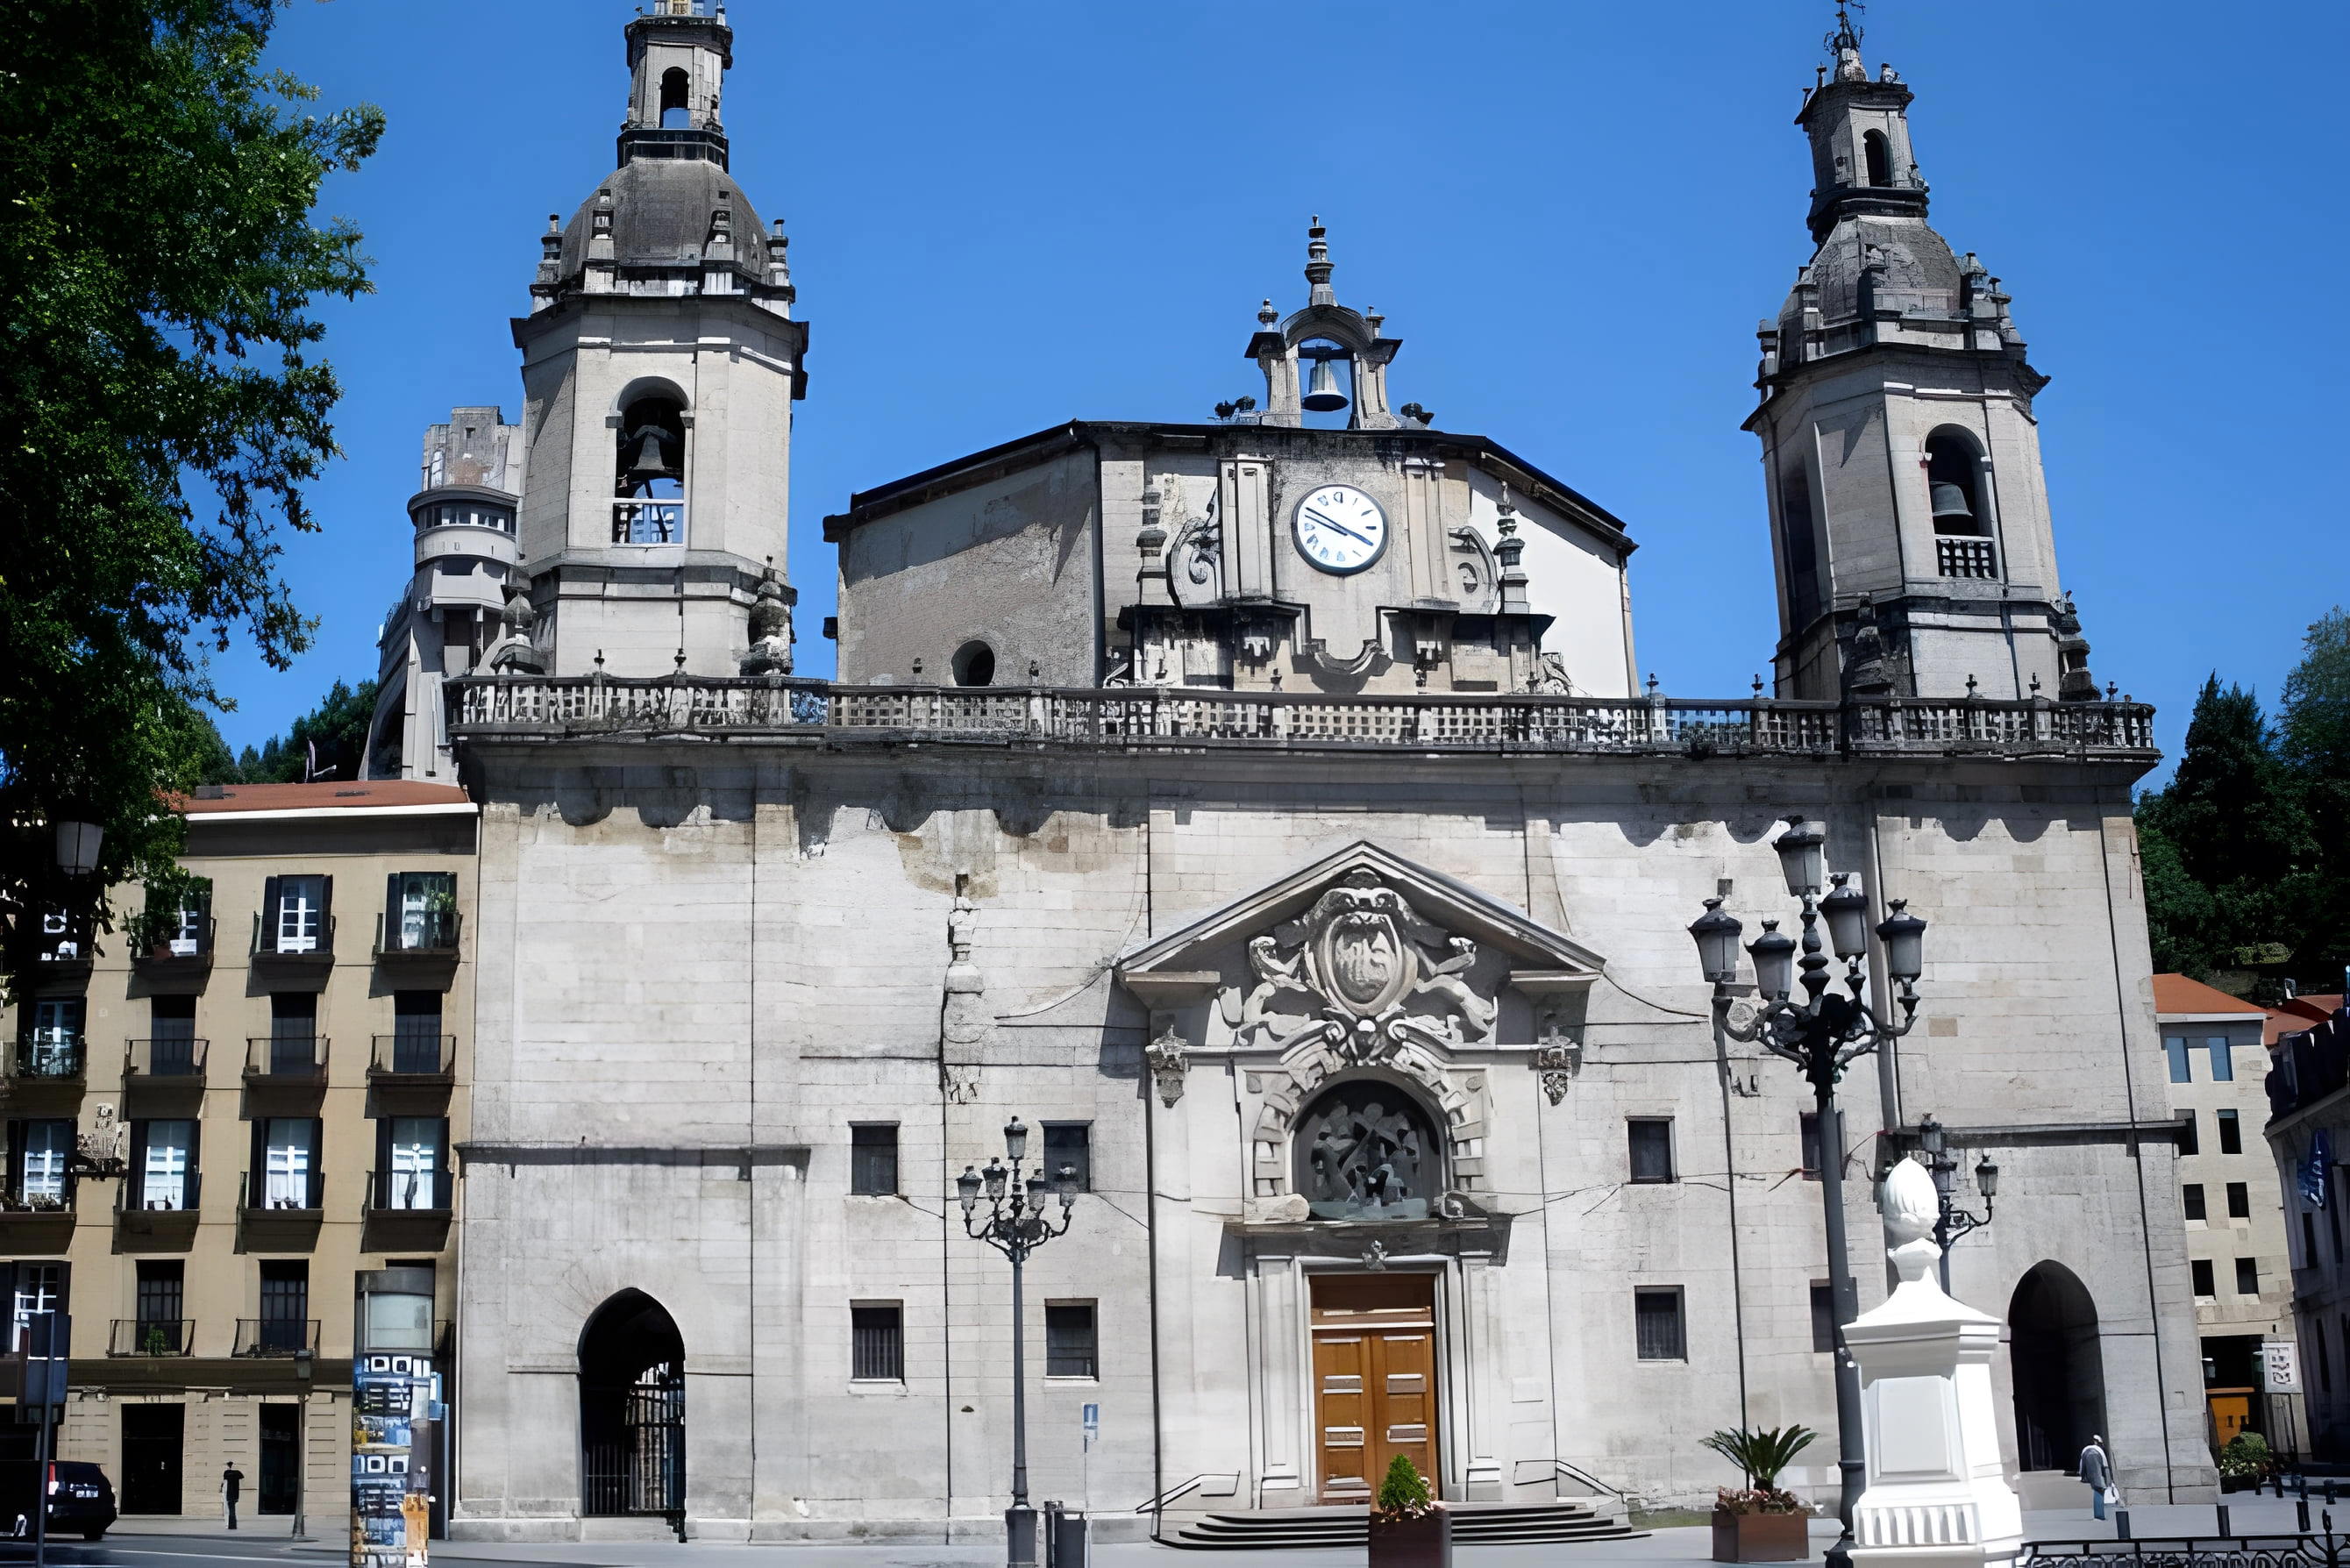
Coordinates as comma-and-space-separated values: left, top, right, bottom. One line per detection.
0, 0, 381, 988
2277, 609, 2350, 982
239, 677, 378, 782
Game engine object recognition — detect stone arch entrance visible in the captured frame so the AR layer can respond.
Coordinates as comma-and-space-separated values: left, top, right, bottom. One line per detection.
2009, 1261, 2108, 1472
580, 1290, 686, 1520
1292, 1080, 1445, 1220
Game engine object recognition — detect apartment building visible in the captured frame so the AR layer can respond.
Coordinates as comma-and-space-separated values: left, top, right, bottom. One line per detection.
1, 781, 473, 1524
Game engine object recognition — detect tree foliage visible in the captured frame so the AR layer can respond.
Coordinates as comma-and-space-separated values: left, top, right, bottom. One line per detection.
231, 678, 377, 783
2139, 612, 2350, 992
0, 0, 380, 985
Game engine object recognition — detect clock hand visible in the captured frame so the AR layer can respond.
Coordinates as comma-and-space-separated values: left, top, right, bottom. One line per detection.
1304, 508, 1373, 546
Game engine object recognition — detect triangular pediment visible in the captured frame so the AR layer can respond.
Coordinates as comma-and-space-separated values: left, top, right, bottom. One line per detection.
1116, 840, 1603, 1012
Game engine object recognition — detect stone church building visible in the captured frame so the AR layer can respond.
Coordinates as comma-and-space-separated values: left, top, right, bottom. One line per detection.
377, 0, 2213, 1541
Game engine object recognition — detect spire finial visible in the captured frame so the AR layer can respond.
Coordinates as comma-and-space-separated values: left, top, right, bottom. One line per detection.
1826, 0, 1868, 82
1305, 214, 1335, 307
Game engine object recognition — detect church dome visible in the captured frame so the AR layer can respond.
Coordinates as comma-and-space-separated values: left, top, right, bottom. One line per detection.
1782, 212, 1963, 330
551, 158, 768, 289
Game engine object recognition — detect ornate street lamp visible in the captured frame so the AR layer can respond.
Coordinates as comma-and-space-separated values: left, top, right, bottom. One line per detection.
52, 818, 103, 879
1687, 816, 1927, 1568
958, 1116, 1079, 1568
1913, 1115, 1998, 1292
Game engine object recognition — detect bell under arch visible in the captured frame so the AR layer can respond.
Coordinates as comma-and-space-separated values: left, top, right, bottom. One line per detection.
1291, 1078, 1445, 1220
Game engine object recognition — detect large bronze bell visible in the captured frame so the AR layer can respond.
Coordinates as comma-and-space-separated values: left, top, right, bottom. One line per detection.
623, 423, 680, 482
1300, 353, 1349, 413
1929, 481, 1974, 527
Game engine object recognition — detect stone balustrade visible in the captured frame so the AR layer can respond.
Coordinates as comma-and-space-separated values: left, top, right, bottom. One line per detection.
445, 674, 2157, 760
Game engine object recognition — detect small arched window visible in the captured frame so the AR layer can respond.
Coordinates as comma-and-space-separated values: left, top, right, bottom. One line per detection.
1862, 129, 1892, 187
615, 395, 687, 545
1292, 1081, 1444, 1220
659, 68, 691, 130
952, 641, 996, 688
1924, 428, 1987, 536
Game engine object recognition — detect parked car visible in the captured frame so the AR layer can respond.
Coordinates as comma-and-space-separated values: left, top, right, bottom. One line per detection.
0, 1458, 118, 1541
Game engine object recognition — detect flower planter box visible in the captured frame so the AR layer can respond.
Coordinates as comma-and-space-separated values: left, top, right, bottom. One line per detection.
1370, 1509, 1452, 1568
1712, 1507, 1810, 1563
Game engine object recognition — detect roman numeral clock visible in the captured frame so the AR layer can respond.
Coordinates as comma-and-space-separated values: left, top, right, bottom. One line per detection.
1294, 484, 1387, 574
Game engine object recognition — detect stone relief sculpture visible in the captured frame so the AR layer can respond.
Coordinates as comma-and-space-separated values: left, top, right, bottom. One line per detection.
1292, 1083, 1438, 1220
1223, 869, 1498, 1063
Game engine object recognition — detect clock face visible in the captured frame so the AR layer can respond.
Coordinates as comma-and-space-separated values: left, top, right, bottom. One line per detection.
1293, 484, 1388, 574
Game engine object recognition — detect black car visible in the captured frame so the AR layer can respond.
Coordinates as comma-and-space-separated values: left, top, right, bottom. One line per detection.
0, 1459, 117, 1541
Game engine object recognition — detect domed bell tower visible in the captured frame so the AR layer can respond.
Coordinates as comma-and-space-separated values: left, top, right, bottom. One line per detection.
1745, 7, 2096, 703
509, 0, 807, 679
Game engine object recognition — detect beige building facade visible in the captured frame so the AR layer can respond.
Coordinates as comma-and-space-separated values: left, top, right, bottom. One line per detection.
1, 782, 473, 1526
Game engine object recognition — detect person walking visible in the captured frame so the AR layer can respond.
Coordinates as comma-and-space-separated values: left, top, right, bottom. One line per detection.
2079, 1435, 2114, 1522
221, 1464, 245, 1530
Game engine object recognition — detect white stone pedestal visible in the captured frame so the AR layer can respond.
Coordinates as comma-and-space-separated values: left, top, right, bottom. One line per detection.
1845, 1158, 2024, 1568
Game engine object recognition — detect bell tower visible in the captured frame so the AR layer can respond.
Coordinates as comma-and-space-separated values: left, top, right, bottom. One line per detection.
507, 0, 806, 679
1745, 7, 2095, 702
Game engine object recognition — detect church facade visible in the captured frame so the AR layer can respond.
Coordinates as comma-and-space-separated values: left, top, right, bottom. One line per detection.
402, 0, 2212, 1542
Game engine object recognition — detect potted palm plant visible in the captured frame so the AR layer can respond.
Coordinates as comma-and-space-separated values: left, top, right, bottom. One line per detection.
1702, 1426, 1819, 1563
1369, 1454, 1449, 1568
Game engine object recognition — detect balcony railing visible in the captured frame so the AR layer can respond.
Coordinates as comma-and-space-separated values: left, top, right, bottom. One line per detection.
232, 1318, 320, 1358
375, 909, 461, 959
125, 1036, 209, 1082
252, 913, 336, 960
240, 1169, 321, 1213
370, 1034, 456, 1081
118, 1172, 202, 1215
109, 1319, 195, 1358
366, 1168, 452, 1215
449, 674, 2159, 760
245, 1036, 327, 1082
1936, 536, 1999, 579
10, 1033, 84, 1081
611, 498, 684, 545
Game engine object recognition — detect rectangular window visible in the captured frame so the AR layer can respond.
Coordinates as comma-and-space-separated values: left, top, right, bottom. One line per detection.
386, 871, 458, 951
2191, 1258, 2216, 1298
1810, 1281, 1837, 1353
1634, 1287, 1686, 1361
851, 1304, 903, 1380
1045, 1302, 1098, 1379
2227, 1182, 2251, 1220
1043, 1123, 1093, 1192
2236, 1257, 2260, 1295
2180, 1112, 2199, 1157
148, 996, 198, 1076
10, 1262, 65, 1351
2183, 1184, 2207, 1222
13, 1118, 74, 1205
1627, 1119, 1675, 1184
1799, 1110, 1844, 1180
391, 992, 443, 1073
270, 875, 329, 953
2218, 1109, 2242, 1156
136, 1261, 185, 1354
381, 1116, 446, 1209
256, 1117, 319, 1209
258, 1261, 308, 1352
24, 998, 84, 1078
133, 1118, 196, 1211
849, 1124, 899, 1196
268, 994, 317, 1075
160, 880, 211, 957
2208, 1037, 2235, 1082
2164, 1036, 2193, 1083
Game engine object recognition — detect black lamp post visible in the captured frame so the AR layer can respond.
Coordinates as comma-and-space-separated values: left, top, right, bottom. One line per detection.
1913, 1115, 1998, 1293
958, 1117, 1079, 1568
1689, 816, 1927, 1568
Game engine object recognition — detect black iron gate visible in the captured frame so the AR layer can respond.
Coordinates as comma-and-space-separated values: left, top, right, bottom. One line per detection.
583, 1365, 683, 1521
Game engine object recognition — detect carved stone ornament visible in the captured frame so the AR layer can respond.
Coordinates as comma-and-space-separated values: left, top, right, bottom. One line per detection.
1146, 1016, 1190, 1107
1362, 1238, 1389, 1272
1229, 869, 1498, 1063
72, 1101, 129, 1178
1532, 1010, 1583, 1106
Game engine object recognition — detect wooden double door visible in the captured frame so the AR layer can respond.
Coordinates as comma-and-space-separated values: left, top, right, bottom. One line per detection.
1310, 1272, 1438, 1502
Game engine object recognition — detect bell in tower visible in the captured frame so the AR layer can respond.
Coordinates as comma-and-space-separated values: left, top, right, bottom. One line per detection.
1300, 346, 1351, 414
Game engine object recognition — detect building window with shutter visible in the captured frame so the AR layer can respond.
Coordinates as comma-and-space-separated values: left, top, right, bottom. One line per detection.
850, 1125, 899, 1195
1634, 1287, 1685, 1360
385, 871, 458, 952
390, 992, 444, 1074
137, 1261, 185, 1354
268, 994, 318, 1076
1043, 1123, 1091, 1191
23, 998, 83, 1079
259, 1260, 310, 1353
11, 1119, 74, 1208
378, 1116, 447, 1209
1045, 1302, 1097, 1379
1627, 1119, 1674, 1183
9, 1262, 65, 1350
269, 875, 330, 953
254, 1117, 320, 1209
133, 1118, 197, 1211
851, 1303, 903, 1380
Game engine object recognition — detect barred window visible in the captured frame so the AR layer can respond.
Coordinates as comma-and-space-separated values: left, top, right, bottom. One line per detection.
1045, 1302, 1097, 1379
851, 1304, 902, 1380
1634, 1287, 1685, 1361
850, 1124, 898, 1196
1627, 1119, 1674, 1184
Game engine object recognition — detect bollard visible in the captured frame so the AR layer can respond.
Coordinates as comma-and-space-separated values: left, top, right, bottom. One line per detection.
2115, 1508, 2132, 1541
2302, 1499, 2313, 1533
2281, 1473, 2291, 1498
2219, 1503, 2234, 1538
2331, 1481, 2340, 1506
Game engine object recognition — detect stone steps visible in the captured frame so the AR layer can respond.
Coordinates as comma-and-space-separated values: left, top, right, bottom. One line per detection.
1163, 1500, 1650, 1550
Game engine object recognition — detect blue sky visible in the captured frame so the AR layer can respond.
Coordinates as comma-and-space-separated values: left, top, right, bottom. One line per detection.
226, 0, 2346, 776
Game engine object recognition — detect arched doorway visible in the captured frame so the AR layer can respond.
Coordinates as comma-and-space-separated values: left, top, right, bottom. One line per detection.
580, 1291, 685, 1520
2010, 1262, 2108, 1472
1292, 1080, 1445, 1221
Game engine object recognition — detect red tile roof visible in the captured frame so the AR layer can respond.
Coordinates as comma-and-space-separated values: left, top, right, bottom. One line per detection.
2269, 995, 2349, 1045
178, 781, 472, 815
2151, 973, 2266, 1017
